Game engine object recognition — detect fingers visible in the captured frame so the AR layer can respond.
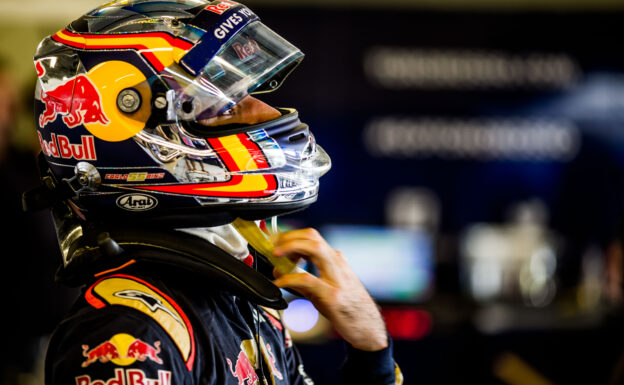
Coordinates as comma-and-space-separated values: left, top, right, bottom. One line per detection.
273, 238, 332, 263
273, 227, 323, 243
273, 228, 346, 281
272, 227, 390, 351
272, 228, 341, 263
273, 272, 329, 300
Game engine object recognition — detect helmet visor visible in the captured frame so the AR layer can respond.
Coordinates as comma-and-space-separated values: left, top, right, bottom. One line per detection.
162, 21, 303, 122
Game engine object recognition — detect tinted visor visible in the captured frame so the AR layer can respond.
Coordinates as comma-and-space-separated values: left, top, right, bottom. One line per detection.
162, 21, 303, 122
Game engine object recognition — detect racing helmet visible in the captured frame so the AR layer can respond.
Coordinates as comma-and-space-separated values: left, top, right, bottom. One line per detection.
27, 0, 331, 228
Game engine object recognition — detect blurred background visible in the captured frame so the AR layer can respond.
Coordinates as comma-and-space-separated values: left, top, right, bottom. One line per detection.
2, 0, 624, 384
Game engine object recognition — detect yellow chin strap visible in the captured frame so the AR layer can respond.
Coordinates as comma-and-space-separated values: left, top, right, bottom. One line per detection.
231, 218, 302, 276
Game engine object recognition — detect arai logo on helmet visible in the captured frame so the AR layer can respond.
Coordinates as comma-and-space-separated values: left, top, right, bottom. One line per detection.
116, 194, 158, 211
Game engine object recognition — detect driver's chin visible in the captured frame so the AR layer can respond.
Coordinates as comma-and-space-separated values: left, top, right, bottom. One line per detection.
199, 96, 281, 127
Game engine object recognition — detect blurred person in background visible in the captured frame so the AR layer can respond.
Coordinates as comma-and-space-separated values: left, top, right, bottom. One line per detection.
0, 58, 77, 385
0, 58, 18, 160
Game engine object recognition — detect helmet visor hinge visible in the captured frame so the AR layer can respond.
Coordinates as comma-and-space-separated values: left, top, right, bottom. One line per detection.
117, 88, 142, 114
66, 162, 102, 195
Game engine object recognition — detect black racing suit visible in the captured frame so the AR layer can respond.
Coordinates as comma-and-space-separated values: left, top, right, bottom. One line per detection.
45, 260, 401, 385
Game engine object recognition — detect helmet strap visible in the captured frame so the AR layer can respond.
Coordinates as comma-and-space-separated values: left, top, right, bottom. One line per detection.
231, 218, 303, 276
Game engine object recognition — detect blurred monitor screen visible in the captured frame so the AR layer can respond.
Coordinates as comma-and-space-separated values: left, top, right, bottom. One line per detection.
321, 225, 433, 303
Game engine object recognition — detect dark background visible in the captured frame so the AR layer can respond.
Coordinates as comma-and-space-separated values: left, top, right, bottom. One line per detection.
254, 6, 624, 385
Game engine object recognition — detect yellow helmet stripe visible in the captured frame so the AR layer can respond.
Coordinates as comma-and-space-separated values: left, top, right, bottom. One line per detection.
52, 29, 193, 72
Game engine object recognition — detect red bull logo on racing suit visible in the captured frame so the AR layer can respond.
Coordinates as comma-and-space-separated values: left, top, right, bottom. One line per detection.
76, 368, 171, 385
226, 339, 283, 384
265, 343, 283, 380
227, 350, 260, 385
81, 334, 163, 368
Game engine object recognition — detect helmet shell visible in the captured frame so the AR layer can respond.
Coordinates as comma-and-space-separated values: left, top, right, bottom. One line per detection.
33, 0, 330, 227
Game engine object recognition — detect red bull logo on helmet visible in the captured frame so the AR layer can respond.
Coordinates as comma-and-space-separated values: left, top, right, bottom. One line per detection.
76, 368, 171, 385
36, 61, 110, 129
204, 0, 237, 14
81, 334, 163, 368
232, 39, 260, 61
38, 132, 97, 161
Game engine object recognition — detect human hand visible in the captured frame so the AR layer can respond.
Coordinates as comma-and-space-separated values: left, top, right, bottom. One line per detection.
272, 228, 388, 352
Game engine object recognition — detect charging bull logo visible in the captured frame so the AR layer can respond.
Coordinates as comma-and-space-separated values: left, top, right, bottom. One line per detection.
265, 343, 283, 380
226, 339, 283, 385
81, 334, 163, 368
82, 341, 120, 367
36, 61, 110, 129
227, 339, 259, 385
227, 351, 259, 385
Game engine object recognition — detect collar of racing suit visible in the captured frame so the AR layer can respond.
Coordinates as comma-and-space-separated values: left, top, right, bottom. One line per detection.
178, 224, 251, 262
56, 221, 288, 309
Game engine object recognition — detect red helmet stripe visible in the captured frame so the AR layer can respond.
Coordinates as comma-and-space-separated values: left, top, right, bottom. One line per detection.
52, 29, 193, 72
